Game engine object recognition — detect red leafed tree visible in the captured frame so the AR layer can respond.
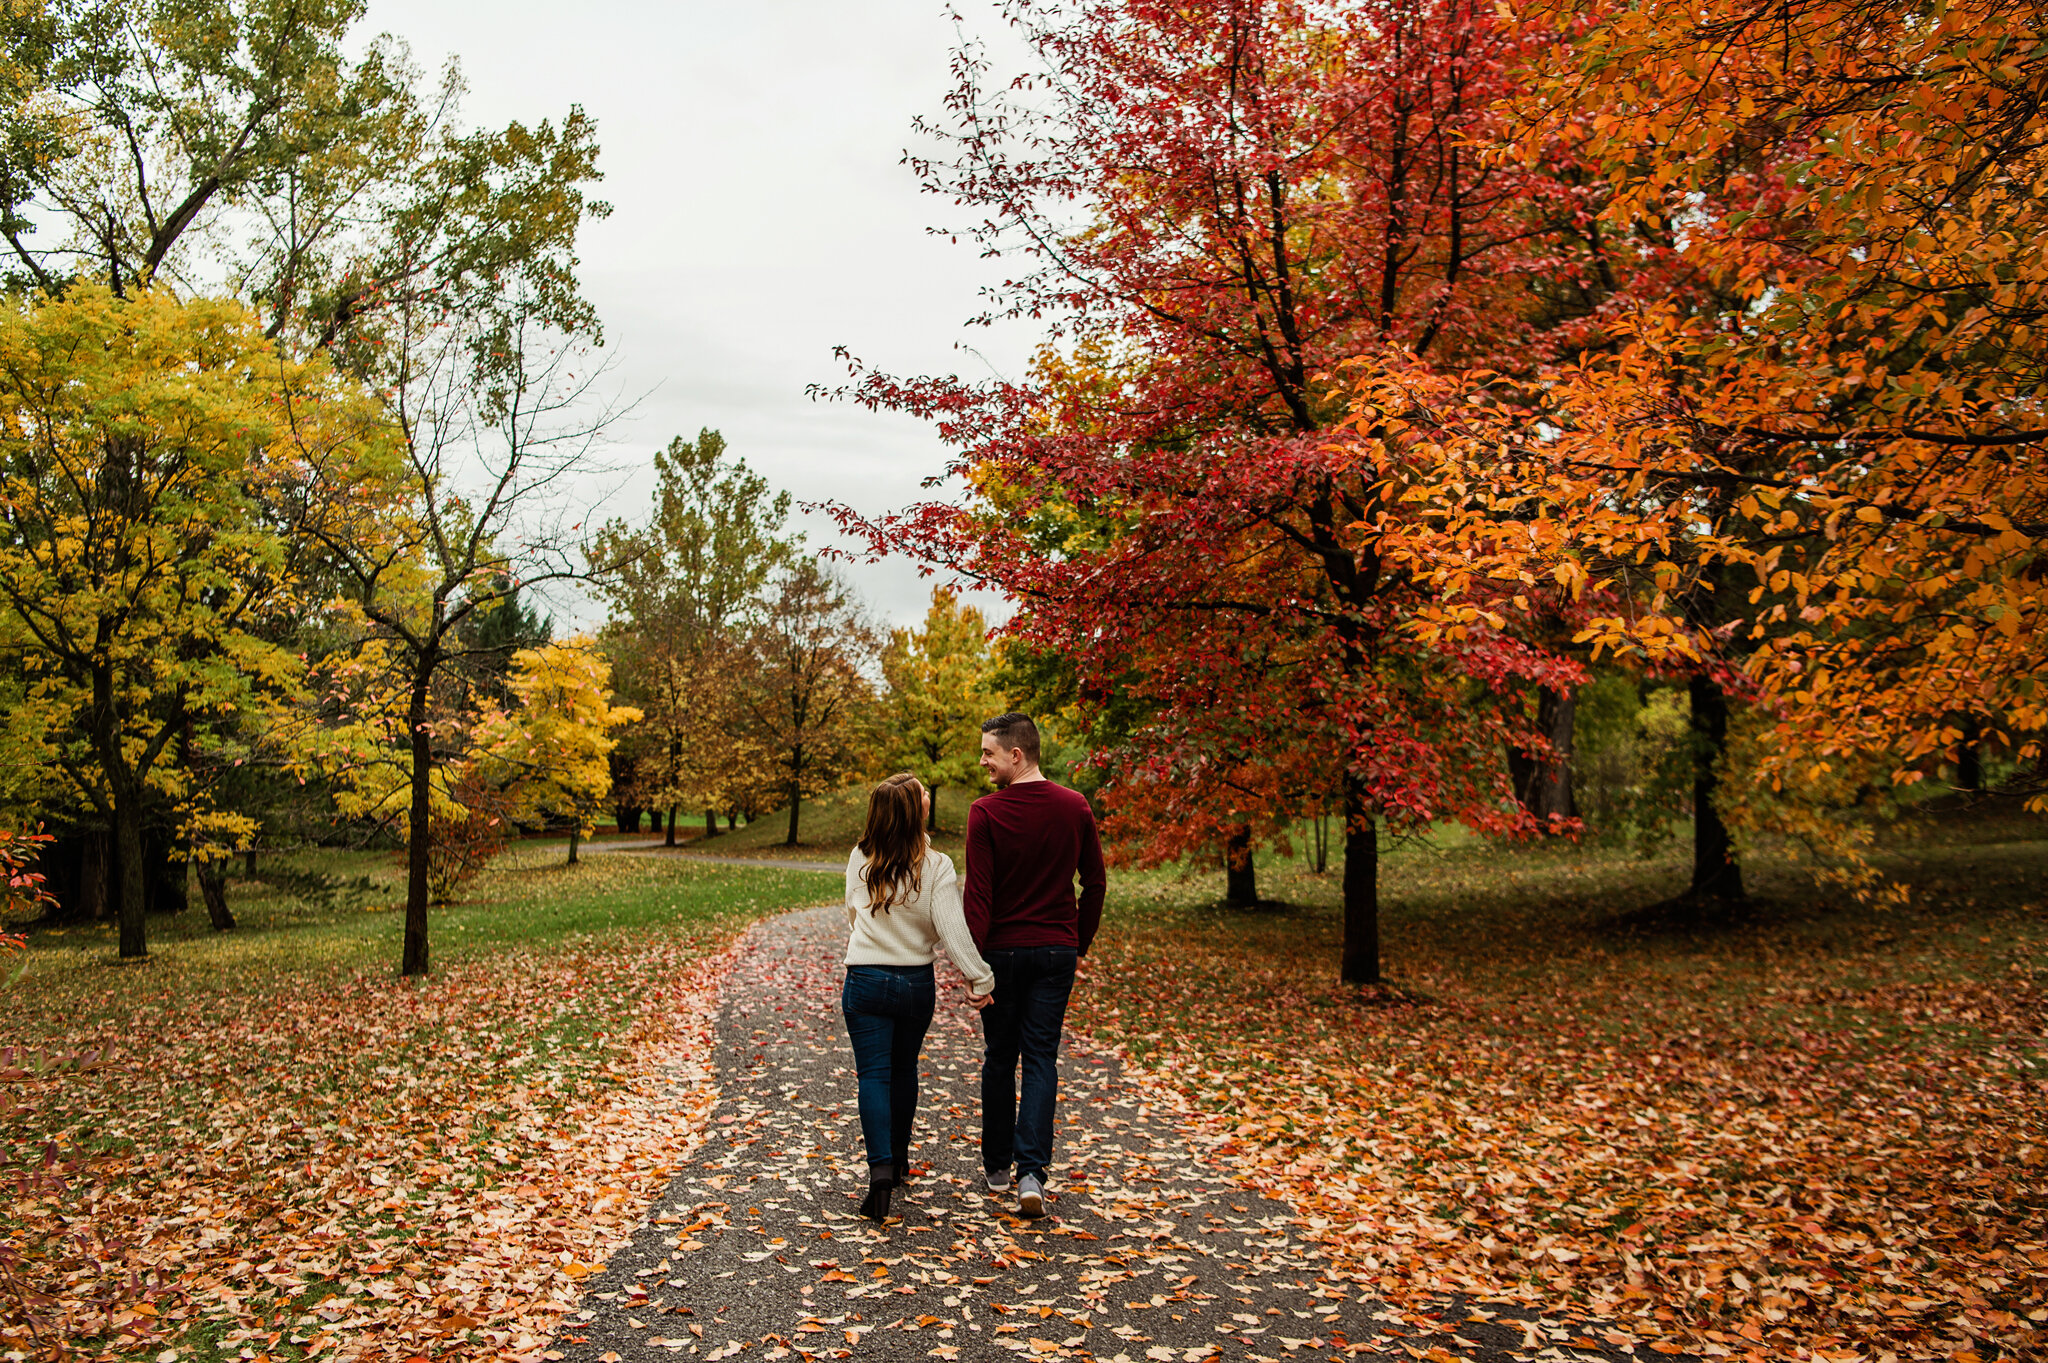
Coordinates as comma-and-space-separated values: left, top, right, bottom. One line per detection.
826, 0, 1650, 981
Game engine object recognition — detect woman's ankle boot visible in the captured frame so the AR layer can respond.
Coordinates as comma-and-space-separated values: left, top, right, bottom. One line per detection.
859, 1162, 893, 1221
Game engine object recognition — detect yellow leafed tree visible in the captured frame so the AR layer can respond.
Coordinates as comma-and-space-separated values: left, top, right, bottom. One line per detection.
881, 587, 1000, 830
479, 638, 642, 863
0, 286, 393, 957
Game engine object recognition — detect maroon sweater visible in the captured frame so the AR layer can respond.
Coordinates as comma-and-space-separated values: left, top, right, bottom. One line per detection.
963, 781, 1106, 955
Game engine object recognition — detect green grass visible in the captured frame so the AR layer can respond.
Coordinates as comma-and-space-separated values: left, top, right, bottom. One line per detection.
8, 842, 839, 1002
677, 783, 972, 864
1086, 804, 2048, 1056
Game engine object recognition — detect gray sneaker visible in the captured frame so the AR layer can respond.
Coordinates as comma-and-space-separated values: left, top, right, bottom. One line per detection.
985, 1166, 1011, 1193
1017, 1172, 1046, 1218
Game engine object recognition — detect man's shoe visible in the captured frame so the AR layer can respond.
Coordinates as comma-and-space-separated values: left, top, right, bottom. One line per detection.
985, 1166, 1011, 1193
1017, 1172, 1046, 1218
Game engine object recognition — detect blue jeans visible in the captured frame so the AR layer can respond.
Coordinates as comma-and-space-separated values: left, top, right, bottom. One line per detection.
979, 947, 1077, 1182
841, 964, 936, 1168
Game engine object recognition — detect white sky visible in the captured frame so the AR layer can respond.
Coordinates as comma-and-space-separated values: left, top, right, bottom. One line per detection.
360, 0, 1040, 631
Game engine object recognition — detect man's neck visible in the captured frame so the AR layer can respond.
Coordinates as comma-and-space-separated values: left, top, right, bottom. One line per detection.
1006, 768, 1047, 787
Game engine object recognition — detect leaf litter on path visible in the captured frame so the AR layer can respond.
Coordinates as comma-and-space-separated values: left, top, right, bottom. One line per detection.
556, 907, 1632, 1363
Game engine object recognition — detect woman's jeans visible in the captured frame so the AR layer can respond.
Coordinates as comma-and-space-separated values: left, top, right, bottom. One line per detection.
979, 947, 1077, 1183
841, 963, 936, 1168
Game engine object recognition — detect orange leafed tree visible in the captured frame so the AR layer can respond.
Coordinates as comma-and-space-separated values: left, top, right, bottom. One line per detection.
1427, 0, 2048, 843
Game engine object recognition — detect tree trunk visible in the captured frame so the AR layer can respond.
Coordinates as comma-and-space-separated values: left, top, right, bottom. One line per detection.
704, 807, 719, 839
146, 828, 187, 915
1509, 684, 1578, 826
402, 671, 434, 977
44, 832, 109, 924
85, 832, 110, 920
615, 805, 638, 835
1340, 773, 1379, 984
197, 861, 236, 931
664, 807, 678, 847
1535, 685, 1577, 822
1958, 715, 1984, 792
113, 798, 147, 959
1223, 825, 1257, 905
726, 809, 738, 830
243, 847, 257, 877
928, 786, 941, 833
1688, 672, 1744, 901
1312, 812, 1330, 875
784, 743, 804, 846
567, 824, 582, 865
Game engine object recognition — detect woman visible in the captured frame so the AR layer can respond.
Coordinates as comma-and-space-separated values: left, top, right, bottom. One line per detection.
842, 772, 993, 1221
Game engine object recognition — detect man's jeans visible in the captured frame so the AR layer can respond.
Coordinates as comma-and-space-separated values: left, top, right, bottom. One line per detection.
841, 963, 936, 1168
979, 946, 1077, 1182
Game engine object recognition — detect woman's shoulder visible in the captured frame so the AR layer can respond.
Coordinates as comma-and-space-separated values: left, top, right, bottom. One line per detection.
923, 847, 957, 879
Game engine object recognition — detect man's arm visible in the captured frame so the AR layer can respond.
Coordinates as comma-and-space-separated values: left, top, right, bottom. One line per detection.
1075, 801, 1106, 957
963, 800, 994, 948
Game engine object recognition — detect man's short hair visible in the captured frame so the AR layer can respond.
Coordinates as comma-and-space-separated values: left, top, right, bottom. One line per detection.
980, 711, 1041, 766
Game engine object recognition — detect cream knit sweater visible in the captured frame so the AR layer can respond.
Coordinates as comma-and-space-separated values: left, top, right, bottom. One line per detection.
843, 845, 995, 997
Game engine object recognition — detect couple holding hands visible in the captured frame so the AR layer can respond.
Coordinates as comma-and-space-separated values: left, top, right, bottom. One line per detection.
839, 711, 1106, 1222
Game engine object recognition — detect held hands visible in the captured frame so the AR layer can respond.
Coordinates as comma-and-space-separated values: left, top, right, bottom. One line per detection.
965, 987, 994, 1011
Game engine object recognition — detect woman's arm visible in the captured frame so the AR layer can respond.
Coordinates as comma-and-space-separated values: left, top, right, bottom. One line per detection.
845, 847, 865, 925
928, 856, 994, 996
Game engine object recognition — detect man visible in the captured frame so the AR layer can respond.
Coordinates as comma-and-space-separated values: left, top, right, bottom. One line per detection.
962, 711, 1106, 1218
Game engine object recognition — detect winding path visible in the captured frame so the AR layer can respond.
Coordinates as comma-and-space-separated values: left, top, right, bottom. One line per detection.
550, 906, 1640, 1363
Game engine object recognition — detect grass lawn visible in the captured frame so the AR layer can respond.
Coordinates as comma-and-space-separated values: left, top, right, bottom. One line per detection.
674, 783, 971, 865
0, 846, 839, 1362
1073, 807, 2048, 1361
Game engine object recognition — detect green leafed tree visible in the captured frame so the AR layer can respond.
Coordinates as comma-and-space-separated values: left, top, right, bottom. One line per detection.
880, 586, 999, 830
0, 0, 605, 361
592, 429, 793, 842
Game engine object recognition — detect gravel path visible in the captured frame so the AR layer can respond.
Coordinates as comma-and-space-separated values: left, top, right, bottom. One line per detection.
551, 907, 1642, 1363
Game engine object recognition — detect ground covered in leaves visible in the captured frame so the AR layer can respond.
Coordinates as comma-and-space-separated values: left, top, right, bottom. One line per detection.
555, 905, 1607, 1363
8, 812, 2042, 1363
1070, 816, 2048, 1363
0, 848, 839, 1361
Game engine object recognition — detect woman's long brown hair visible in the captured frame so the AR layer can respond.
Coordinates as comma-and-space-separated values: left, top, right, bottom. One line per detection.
856, 773, 927, 912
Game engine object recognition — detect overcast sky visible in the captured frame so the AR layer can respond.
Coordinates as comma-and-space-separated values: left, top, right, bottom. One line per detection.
360, 0, 1040, 631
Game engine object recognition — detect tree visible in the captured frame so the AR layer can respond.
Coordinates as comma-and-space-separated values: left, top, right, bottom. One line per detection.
0, 0, 611, 973
0, 286, 389, 958
592, 430, 794, 842
880, 587, 1000, 830
457, 578, 554, 703
825, 0, 1635, 980
302, 295, 616, 976
479, 638, 640, 864
0, 0, 605, 361
1461, 0, 2048, 863
741, 562, 879, 847
0, 827, 53, 959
